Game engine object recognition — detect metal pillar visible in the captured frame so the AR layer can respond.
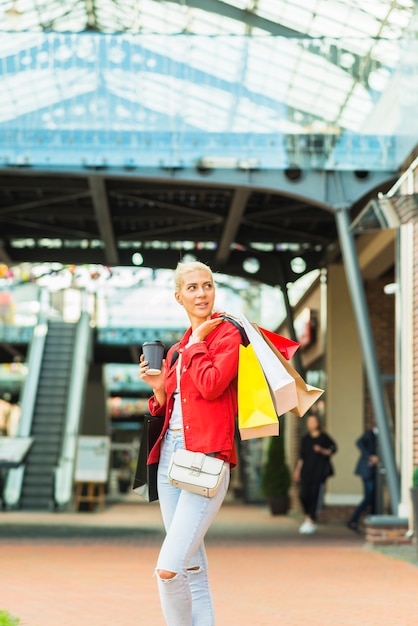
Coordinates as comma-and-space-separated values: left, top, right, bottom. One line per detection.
334, 204, 400, 514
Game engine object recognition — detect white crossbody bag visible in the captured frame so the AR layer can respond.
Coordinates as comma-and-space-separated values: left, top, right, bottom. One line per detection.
168, 449, 227, 498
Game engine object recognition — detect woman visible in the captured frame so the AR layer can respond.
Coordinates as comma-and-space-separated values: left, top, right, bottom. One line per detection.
140, 260, 242, 626
293, 413, 337, 534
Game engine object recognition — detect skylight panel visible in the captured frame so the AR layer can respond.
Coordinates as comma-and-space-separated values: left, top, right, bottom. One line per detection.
244, 65, 291, 101
310, 15, 347, 38
186, 38, 245, 82
233, 100, 283, 131
183, 103, 229, 131
274, 3, 312, 32
315, 0, 352, 23
3, 0, 86, 31
0, 33, 45, 60
188, 7, 245, 35
156, 4, 189, 33
133, 34, 188, 62
137, 0, 189, 34
343, 9, 381, 36
337, 85, 373, 129
106, 71, 235, 132
0, 68, 94, 124
337, 36, 375, 57
362, 0, 415, 23
371, 40, 400, 66
146, 14, 173, 33
255, 0, 286, 23
41, 1, 87, 31
352, 0, 389, 21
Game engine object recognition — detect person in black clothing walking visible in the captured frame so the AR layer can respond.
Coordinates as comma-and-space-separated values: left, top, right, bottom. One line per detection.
347, 427, 379, 532
294, 414, 337, 534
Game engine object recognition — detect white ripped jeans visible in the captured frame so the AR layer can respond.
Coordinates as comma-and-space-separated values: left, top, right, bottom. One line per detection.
156, 429, 230, 626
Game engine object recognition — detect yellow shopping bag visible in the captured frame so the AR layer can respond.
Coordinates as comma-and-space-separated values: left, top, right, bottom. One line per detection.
237, 343, 279, 440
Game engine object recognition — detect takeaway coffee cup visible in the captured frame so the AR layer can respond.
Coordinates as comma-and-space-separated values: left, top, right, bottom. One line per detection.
142, 340, 166, 375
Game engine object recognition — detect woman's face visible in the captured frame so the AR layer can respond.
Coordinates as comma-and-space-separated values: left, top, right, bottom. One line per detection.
175, 269, 215, 322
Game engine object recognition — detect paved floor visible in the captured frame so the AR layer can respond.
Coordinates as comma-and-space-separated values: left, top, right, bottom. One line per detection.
1, 495, 417, 626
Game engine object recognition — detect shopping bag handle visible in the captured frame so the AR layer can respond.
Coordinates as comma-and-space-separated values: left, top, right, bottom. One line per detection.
219, 314, 249, 346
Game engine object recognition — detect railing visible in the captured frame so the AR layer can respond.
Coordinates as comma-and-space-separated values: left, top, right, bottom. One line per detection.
1, 324, 184, 348
3, 288, 50, 507
0, 324, 33, 344
0, 129, 398, 171
96, 326, 184, 347
55, 293, 92, 508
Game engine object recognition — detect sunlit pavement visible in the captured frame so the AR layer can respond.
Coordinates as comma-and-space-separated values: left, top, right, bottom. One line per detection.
1, 496, 417, 626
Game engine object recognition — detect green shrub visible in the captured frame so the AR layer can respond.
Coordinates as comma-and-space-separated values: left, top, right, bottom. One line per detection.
412, 467, 418, 488
0, 611, 20, 626
261, 435, 291, 498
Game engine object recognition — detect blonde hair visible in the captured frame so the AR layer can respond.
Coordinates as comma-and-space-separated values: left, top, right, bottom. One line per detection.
174, 260, 214, 291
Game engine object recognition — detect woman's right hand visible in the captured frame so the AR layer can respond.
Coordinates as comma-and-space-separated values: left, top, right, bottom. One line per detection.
192, 317, 224, 342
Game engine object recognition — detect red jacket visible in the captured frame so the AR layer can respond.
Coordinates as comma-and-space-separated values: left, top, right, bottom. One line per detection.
147, 313, 242, 467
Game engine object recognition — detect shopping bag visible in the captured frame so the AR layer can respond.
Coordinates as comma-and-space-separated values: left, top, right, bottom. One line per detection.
260, 332, 324, 417
237, 343, 279, 440
132, 415, 164, 502
240, 315, 298, 416
258, 326, 300, 360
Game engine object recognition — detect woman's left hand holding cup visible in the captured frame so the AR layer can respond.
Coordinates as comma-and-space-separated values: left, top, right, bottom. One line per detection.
140, 355, 167, 405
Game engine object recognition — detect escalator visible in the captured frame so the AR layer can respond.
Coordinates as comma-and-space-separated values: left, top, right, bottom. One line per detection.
19, 321, 77, 510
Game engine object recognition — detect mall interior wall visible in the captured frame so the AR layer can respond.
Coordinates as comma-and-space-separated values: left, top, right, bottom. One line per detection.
326, 264, 364, 507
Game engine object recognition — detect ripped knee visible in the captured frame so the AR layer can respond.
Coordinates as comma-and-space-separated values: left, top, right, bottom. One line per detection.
157, 569, 176, 580
157, 566, 200, 580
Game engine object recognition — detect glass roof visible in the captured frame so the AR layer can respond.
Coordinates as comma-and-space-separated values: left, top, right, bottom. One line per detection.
0, 0, 417, 169
1, 0, 415, 38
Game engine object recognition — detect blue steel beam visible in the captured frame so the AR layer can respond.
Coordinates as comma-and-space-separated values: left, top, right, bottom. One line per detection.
334, 200, 400, 515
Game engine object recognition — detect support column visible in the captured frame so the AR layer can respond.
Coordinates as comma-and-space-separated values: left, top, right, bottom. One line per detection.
334, 204, 400, 514
397, 224, 414, 520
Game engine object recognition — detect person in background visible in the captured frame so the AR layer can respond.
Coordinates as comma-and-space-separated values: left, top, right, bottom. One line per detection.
140, 260, 242, 626
294, 413, 337, 534
347, 426, 379, 532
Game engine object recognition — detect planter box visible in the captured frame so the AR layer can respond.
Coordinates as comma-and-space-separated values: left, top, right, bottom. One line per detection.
268, 495, 290, 516
364, 515, 410, 546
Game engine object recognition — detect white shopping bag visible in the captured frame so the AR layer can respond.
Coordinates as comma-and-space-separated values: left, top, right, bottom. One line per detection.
240, 314, 298, 416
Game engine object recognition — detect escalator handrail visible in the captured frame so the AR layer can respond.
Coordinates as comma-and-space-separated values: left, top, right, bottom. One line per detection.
55, 308, 92, 507
4, 288, 50, 507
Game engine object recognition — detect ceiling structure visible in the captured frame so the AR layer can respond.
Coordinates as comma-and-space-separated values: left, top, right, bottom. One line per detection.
0, 0, 416, 286
1, 0, 416, 139
0, 168, 397, 287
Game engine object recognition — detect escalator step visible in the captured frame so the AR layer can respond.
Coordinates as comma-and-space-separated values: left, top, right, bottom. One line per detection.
31, 434, 61, 443
27, 454, 59, 465
30, 436, 60, 445
23, 466, 54, 477
22, 479, 53, 490
20, 498, 53, 510
32, 422, 65, 431
34, 410, 66, 418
